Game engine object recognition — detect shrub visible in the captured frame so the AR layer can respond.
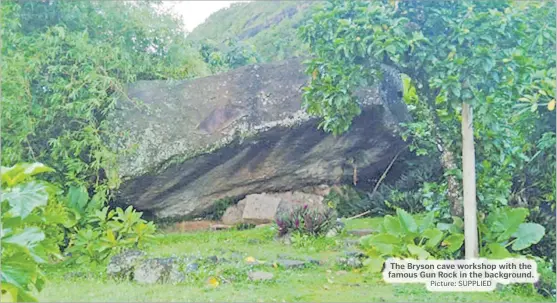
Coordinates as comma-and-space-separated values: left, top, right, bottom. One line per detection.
326, 156, 442, 218
208, 197, 236, 221
478, 207, 545, 259
275, 205, 337, 237
323, 185, 364, 217
359, 209, 464, 272
66, 206, 156, 265
0, 163, 59, 302
535, 257, 557, 298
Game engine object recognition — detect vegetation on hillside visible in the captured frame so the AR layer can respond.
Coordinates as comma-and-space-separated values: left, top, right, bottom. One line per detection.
1, 1, 201, 300
187, 1, 316, 64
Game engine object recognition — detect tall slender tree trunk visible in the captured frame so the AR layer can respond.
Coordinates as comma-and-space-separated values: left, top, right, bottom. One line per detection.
461, 103, 478, 259
440, 148, 464, 217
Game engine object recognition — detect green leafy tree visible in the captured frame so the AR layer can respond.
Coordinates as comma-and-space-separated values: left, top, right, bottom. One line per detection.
1, 0, 210, 204
300, 1, 555, 214
300, 0, 555, 258
1, 163, 58, 302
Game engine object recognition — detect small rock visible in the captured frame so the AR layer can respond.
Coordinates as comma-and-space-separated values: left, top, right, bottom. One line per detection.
335, 219, 346, 230
186, 263, 199, 273
307, 257, 322, 265
337, 257, 363, 269
336, 270, 348, 276
133, 258, 184, 284
222, 203, 244, 225
107, 250, 146, 280
248, 271, 274, 281
276, 259, 307, 269
206, 255, 219, 264
347, 229, 375, 236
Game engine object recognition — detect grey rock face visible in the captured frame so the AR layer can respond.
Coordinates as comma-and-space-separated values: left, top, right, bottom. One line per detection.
107, 58, 407, 219
107, 250, 146, 280
337, 256, 363, 269
223, 191, 328, 225
133, 258, 184, 284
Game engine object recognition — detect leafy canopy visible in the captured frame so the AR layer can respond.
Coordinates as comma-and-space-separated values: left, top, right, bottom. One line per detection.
1, 0, 210, 203
299, 0, 556, 215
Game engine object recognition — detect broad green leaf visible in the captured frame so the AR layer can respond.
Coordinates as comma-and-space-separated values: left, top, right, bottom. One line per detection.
1, 163, 53, 188
2, 227, 44, 248
66, 185, 89, 214
511, 223, 545, 251
3, 182, 48, 219
450, 216, 464, 234
383, 215, 402, 236
2, 282, 38, 302
418, 212, 434, 232
486, 243, 512, 259
22, 163, 54, 177
0, 256, 37, 289
407, 244, 430, 260
442, 233, 464, 253
363, 256, 385, 273
396, 208, 417, 234
422, 228, 443, 248
436, 222, 452, 231
487, 207, 529, 242
368, 234, 401, 245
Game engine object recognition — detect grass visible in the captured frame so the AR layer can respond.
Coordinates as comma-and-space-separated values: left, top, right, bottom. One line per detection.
40, 218, 553, 302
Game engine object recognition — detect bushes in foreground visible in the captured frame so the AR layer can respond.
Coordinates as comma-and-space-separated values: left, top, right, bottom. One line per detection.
1, 163, 156, 301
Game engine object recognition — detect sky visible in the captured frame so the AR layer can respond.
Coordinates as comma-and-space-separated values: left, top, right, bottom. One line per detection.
162, 1, 248, 32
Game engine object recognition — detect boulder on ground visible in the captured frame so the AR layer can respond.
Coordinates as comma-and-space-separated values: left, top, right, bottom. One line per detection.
222, 191, 328, 225
221, 199, 245, 225
107, 58, 408, 219
107, 250, 146, 280
133, 257, 184, 284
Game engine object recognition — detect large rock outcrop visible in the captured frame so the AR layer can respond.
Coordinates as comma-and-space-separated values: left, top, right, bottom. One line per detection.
107, 58, 408, 219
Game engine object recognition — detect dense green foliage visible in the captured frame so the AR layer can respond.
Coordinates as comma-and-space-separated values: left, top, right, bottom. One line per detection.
1, 0, 209, 202
66, 205, 156, 266
1, 163, 156, 301
359, 210, 464, 272
325, 156, 441, 217
1, 163, 58, 301
300, 0, 556, 264
1, 2, 207, 300
188, 1, 316, 63
198, 38, 260, 74
478, 207, 545, 258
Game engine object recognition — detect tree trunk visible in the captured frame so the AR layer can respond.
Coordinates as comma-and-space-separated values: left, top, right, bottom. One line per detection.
461, 103, 478, 259
440, 148, 464, 217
